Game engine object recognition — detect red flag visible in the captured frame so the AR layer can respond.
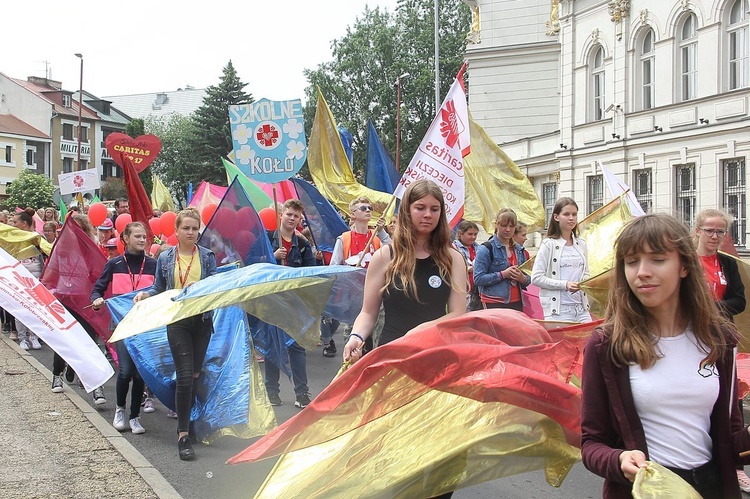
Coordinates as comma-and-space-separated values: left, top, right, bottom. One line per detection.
121, 153, 154, 241
40, 218, 112, 341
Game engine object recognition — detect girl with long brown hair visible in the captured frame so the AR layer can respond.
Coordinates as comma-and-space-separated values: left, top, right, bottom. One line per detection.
581, 213, 750, 498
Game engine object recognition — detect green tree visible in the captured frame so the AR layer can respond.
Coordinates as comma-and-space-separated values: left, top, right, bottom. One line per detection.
6, 169, 55, 209
100, 177, 127, 201
303, 0, 469, 175
145, 113, 194, 206
124, 118, 153, 194
188, 61, 253, 185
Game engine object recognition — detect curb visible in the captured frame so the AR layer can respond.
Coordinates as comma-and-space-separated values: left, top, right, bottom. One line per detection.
2, 335, 182, 499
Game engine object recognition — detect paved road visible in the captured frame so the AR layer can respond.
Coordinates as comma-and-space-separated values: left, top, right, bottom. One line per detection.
28, 339, 606, 498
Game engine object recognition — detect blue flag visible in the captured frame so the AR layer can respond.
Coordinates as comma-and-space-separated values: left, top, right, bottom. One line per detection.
198, 176, 274, 267
338, 126, 354, 168
365, 120, 400, 193
290, 178, 349, 253
187, 182, 194, 205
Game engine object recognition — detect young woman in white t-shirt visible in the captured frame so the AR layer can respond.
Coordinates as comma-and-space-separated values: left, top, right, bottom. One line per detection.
530, 197, 591, 322
580, 214, 750, 499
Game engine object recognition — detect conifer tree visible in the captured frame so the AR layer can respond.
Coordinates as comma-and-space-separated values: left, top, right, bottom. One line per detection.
189, 61, 253, 184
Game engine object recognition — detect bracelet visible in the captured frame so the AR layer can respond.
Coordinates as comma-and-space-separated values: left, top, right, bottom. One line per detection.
350, 333, 365, 343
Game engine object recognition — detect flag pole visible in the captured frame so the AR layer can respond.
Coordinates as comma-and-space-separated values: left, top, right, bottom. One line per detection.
356, 194, 397, 267
272, 184, 281, 250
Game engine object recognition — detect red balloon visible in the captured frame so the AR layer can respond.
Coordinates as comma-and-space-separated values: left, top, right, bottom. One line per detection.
236, 206, 259, 230
201, 203, 218, 225
167, 234, 178, 246
149, 243, 160, 256
213, 207, 237, 239
232, 230, 255, 258
160, 211, 177, 237
115, 213, 132, 234
88, 203, 108, 227
259, 207, 278, 231
116, 238, 125, 255
149, 217, 162, 236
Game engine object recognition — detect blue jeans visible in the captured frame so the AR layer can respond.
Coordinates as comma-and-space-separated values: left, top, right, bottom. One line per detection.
264, 341, 308, 397
320, 317, 340, 344
116, 340, 146, 420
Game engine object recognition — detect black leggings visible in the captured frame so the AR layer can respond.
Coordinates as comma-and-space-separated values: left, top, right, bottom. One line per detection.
167, 315, 212, 433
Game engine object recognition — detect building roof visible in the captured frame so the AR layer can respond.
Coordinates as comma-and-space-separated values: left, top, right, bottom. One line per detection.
76, 90, 132, 126
103, 87, 207, 119
0, 114, 50, 140
11, 77, 100, 121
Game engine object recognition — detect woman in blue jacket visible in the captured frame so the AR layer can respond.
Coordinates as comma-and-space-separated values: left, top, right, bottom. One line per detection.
473, 208, 530, 311
134, 208, 217, 461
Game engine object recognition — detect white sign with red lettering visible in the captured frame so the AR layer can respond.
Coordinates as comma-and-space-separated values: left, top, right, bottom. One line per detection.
0, 248, 113, 391
394, 65, 470, 227
58, 168, 100, 195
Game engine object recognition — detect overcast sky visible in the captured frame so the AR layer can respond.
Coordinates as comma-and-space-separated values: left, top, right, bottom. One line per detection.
4, 0, 400, 103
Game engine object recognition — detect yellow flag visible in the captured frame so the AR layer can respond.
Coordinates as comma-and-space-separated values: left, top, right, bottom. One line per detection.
150, 174, 174, 212
464, 113, 546, 231
307, 90, 395, 217
0, 223, 52, 259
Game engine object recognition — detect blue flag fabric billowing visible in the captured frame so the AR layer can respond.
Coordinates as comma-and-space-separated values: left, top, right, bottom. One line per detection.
365, 120, 401, 194
106, 290, 276, 443
198, 176, 274, 267
338, 126, 354, 168
290, 178, 349, 253
187, 182, 194, 205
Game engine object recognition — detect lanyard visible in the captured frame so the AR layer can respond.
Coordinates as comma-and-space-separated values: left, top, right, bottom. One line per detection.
176, 246, 197, 288
124, 253, 147, 291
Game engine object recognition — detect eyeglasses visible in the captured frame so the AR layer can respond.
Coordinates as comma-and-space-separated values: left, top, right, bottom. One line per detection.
357, 205, 373, 212
699, 228, 727, 238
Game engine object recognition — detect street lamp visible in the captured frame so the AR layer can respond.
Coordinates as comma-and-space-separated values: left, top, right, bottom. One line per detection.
395, 73, 410, 172
74, 53, 83, 171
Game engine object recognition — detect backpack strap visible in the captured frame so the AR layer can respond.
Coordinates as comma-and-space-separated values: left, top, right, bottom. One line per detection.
481, 241, 494, 260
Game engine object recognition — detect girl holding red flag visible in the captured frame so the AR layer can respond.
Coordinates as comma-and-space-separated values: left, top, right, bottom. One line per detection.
134, 208, 217, 461
581, 214, 750, 498
91, 222, 156, 435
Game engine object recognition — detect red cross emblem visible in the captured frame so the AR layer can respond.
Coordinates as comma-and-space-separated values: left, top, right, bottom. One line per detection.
256, 124, 279, 147
73, 175, 84, 188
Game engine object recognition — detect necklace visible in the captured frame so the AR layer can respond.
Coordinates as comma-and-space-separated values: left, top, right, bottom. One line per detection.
176, 246, 197, 288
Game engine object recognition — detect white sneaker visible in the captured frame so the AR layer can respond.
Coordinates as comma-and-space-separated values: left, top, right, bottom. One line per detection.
19, 339, 30, 350
142, 398, 155, 413
129, 417, 145, 434
738, 470, 750, 493
29, 335, 41, 350
166, 409, 177, 419
51, 375, 64, 393
113, 407, 127, 431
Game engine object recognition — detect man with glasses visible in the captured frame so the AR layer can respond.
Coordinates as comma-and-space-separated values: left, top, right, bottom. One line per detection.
328, 197, 391, 357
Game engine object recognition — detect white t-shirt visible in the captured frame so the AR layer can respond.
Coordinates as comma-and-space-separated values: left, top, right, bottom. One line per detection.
559, 245, 584, 305
629, 327, 719, 469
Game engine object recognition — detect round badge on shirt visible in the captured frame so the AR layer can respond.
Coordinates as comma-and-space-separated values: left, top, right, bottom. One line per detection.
428, 275, 442, 288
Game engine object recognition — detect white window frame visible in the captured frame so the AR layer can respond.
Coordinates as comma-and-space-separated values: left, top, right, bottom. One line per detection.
62, 157, 73, 174
633, 168, 653, 213
639, 29, 655, 110
542, 182, 558, 228
722, 157, 747, 245
675, 163, 697, 228
25, 145, 37, 168
679, 13, 698, 101
591, 47, 606, 121
587, 175, 604, 215
728, 0, 749, 90
62, 94, 71, 107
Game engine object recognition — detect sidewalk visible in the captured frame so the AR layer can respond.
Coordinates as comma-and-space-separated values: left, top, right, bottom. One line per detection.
0, 336, 180, 499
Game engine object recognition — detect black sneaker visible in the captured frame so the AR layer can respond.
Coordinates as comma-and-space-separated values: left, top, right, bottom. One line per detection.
65, 366, 76, 383
295, 393, 312, 409
178, 435, 195, 461
322, 339, 337, 358
268, 393, 283, 406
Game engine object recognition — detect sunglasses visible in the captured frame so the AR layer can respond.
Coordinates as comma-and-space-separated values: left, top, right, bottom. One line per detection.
357, 205, 373, 212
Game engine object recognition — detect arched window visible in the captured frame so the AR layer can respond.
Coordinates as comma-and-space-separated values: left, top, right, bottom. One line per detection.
679, 13, 698, 101
639, 29, 655, 109
591, 46, 606, 120
728, 0, 749, 89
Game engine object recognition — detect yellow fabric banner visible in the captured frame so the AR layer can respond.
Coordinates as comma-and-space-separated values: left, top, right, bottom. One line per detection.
307, 90, 395, 218
150, 174, 174, 212
464, 113, 546, 231
0, 223, 52, 259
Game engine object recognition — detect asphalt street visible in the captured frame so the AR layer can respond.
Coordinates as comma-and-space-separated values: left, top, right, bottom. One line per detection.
27, 337, 606, 498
